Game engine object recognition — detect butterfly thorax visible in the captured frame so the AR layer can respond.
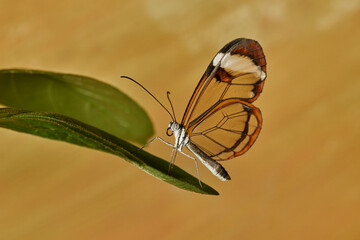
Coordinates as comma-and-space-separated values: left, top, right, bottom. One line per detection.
168, 121, 189, 151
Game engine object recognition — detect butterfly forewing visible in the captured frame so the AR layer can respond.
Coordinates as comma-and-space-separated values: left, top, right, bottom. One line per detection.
181, 38, 266, 129
182, 38, 266, 161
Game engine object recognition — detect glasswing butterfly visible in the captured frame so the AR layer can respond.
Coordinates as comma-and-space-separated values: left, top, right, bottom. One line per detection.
122, 38, 266, 183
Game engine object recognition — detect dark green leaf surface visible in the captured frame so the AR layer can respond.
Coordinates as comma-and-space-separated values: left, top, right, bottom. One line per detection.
0, 69, 153, 144
0, 108, 219, 195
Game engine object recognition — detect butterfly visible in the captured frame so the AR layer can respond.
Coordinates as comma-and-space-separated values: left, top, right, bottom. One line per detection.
122, 38, 266, 182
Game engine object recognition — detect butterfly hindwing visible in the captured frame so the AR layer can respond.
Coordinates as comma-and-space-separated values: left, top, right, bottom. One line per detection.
187, 99, 262, 161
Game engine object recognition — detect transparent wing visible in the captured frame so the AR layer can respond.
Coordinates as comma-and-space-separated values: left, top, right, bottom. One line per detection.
181, 38, 266, 129
187, 99, 262, 161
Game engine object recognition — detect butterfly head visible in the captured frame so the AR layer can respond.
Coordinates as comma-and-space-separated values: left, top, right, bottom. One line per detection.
166, 121, 181, 137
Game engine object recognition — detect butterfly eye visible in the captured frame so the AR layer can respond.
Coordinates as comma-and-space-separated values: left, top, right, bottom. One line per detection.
166, 127, 173, 136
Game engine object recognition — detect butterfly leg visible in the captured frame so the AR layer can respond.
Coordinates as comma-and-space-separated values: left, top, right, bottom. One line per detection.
133, 137, 174, 153
157, 137, 175, 148
168, 147, 178, 174
156, 138, 179, 174
177, 151, 203, 188
136, 137, 202, 187
169, 148, 193, 170
193, 157, 203, 188
178, 150, 195, 159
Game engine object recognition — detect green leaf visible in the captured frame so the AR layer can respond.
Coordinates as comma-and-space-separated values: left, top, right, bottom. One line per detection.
0, 69, 153, 144
0, 108, 219, 195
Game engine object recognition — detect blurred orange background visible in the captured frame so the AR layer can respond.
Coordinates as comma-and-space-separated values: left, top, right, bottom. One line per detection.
1, 0, 360, 239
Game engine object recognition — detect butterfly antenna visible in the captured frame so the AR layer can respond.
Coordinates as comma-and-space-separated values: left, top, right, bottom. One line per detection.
121, 76, 174, 121
166, 91, 177, 122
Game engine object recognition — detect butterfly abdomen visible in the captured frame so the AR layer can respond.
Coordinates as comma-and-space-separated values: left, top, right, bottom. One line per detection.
186, 142, 231, 181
